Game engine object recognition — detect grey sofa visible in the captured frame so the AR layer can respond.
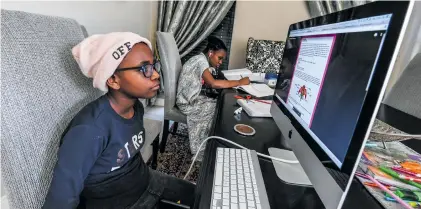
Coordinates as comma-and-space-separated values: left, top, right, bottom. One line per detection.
1, 9, 161, 208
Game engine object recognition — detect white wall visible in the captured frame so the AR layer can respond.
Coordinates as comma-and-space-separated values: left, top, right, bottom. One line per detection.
229, 1, 310, 69
1, 1, 157, 40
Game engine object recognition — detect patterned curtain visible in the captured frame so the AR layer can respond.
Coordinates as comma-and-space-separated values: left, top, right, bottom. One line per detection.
152, 0, 234, 103
157, 0, 234, 58
306, 0, 374, 17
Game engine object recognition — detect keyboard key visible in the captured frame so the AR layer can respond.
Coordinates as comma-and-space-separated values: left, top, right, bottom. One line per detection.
248, 200, 255, 206
247, 193, 254, 200
231, 191, 238, 196
223, 199, 229, 206
239, 196, 246, 203
239, 203, 247, 209
256, 204, 261, 209
256, 198, 260, 204
214, 186, 222, 193
222, 206, 229, 209
212, 199, 218, 206
214, 193, 221, 199
223, 187, 229, 193
231, 185, 237, 191
246, 188, 253, 194
239, 190, 245, 196
223, 181, 229, 187
231, 203, 238, 209
215, 163, 223, 186
231, 198, 238, 203
223, 193, 229, 199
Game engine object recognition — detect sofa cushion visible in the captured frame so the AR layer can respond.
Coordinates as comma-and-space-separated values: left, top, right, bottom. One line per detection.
245, 37, 285, 74
140, 118, 162, 162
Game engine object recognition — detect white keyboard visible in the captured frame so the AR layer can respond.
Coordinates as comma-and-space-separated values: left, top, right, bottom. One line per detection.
211, 148, 270, 209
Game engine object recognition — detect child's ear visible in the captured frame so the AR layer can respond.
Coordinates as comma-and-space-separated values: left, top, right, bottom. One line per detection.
106, 74, 120, 90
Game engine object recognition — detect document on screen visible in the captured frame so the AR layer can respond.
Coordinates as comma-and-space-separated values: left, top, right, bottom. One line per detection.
286, 35, 336, 127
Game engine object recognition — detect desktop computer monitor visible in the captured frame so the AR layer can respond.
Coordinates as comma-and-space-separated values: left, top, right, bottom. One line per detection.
271, 1, 414, 208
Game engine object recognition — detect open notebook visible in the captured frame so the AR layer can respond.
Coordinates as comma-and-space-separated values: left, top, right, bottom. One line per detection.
235, 83, 274, 98
221, 68, 265, 83
237, 99, 272, 117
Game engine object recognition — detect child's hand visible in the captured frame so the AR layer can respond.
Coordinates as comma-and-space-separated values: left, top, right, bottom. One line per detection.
239, 77, 250, 86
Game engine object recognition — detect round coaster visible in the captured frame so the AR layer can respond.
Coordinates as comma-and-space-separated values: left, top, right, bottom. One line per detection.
234, 124, 256, 136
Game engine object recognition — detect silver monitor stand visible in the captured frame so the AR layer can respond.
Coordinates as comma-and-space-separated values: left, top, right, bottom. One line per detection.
268, 147, 312, 186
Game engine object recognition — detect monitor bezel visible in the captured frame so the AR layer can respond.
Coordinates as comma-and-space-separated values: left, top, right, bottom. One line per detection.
274, 1, 410, 175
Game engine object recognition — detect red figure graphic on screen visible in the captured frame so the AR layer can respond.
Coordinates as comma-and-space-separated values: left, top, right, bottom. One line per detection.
298, 85, 308, 100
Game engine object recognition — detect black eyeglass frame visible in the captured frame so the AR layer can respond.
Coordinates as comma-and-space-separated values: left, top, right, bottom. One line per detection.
115, 60, 161, 78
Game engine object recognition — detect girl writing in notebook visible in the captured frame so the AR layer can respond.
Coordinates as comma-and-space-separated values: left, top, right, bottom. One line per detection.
176, 36, 250, 160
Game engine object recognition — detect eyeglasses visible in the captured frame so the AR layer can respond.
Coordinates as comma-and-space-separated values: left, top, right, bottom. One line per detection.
115, 60, 161, 78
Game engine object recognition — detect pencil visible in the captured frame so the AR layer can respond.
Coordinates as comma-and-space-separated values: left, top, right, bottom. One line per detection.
253, 99, 271, 104
380, 166, 421, 190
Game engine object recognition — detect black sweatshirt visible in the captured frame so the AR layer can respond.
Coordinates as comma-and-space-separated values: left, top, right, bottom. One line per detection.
44, 95, 149, 209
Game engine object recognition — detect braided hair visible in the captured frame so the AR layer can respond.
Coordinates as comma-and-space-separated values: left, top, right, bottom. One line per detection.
203, 36, 227, 54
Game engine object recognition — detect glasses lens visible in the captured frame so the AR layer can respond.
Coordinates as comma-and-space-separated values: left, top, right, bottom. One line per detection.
143, 64, 153, 78
154, 62, 161, 73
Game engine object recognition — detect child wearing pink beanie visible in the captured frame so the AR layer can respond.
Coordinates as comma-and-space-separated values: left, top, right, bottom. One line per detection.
44, 32, 195, 209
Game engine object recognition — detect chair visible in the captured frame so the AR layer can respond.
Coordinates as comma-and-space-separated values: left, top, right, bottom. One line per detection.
383, 53, 421, 119
156, 32, 187, 153
245, 37, 285, 74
